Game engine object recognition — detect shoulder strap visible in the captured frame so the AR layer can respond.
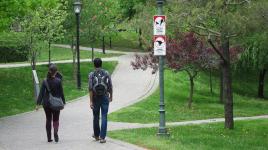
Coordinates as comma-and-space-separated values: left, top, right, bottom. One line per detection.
103, 70, 109, 76
44, 79, 51, 93
99, 69, 108, 76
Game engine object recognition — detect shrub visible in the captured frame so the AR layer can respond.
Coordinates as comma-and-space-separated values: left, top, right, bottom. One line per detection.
0, 32, 29, 63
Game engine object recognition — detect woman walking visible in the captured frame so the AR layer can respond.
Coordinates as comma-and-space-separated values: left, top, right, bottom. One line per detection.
36, 64, 65, 143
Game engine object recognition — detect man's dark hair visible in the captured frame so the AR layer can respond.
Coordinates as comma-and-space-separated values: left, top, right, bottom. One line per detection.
94, 58, 102, 68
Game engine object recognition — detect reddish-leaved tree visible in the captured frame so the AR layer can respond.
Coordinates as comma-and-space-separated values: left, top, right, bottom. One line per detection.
132, 32, 215, 108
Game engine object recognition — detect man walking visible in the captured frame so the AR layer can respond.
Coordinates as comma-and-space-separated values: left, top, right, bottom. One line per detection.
88, 58, 113, 143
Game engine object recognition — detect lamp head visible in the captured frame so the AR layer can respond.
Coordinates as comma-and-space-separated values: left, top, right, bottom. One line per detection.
156, 0, 164, 5
73, 1, 82, 14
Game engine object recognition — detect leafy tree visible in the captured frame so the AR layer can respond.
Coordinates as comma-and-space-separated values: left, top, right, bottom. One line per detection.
0, 0, 60, 31
239, 33, 268, 98
42, 1, 68, 64
21, 0, 67, 69
117, 0, 147, 20
81, 0, 120, 53
61, 0, 79, 79
128, 1, 155, 50
166, 32, 215, 108
238, 0, 268, 98
21, 9, 47, 69
0, 0, 28, 31
167, 0, 252, 129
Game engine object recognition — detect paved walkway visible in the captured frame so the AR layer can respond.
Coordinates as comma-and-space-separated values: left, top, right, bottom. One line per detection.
0, 53, 158, 150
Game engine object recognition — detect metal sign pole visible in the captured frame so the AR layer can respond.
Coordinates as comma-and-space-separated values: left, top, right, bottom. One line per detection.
156, 0, 169, 136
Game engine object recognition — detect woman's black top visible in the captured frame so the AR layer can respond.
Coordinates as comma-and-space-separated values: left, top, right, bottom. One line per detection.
37, 78, 65, 107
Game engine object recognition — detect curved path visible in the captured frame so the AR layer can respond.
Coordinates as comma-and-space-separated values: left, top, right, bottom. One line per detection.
0, 53, 158, 150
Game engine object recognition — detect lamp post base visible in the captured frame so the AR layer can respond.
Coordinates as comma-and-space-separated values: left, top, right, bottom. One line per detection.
157, 132, 170, 137
157, 128, 170, 137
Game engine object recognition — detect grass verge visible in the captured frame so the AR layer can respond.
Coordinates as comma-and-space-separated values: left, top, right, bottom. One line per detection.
109, 69, 268, 123
109, 119, 268, 150
0, 61, 117, 118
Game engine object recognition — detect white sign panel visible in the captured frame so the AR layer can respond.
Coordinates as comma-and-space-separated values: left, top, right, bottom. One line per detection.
153, 15, 166, 35
154, 35, 166, 56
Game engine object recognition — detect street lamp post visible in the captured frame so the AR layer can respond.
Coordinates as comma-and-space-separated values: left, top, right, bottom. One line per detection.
73, 1, 82, 89
156, 0, 169, 136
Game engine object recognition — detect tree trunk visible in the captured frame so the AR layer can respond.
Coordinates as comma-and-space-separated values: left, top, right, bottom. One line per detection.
31, 51, 37, 70
31, 57, 36, 70
258, 69, 266, 98
186, 70, 197, 109
102, 36, 105, 54
30, 36, 36, 70
139, 28, 142, 48
91, 47, 94, 62
109, 37, 112, 48
188, 76, 194, 108
48, 41, 51, 65
219, 62, 224, 103
222, 35, 234, 129
209, 68, 213, 94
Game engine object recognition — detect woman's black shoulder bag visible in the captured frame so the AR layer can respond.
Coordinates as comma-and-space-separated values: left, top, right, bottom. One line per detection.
44, 79, 64, 111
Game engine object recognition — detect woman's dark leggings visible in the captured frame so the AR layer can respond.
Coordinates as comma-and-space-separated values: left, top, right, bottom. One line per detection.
44, 107, 60, 140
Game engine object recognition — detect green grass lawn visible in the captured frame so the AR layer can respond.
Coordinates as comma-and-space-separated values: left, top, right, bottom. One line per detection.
0, 61, 117, 118
109, 69, 268, 123
109, 119, 268, 150
37, 46, 121, 62
81, 31, 145, 52
108, 31, 141, 51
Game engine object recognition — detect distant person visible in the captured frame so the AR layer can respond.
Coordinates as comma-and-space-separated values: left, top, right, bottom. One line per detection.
36, 64, 65, 143
88, 58, 113, 143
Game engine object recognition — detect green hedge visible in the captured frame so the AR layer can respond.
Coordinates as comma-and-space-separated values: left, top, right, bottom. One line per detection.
0, 32, 29, 63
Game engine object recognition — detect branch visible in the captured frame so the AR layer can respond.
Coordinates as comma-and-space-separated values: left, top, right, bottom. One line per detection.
185, 69, 199, 79
226, 0, 249, 5
191, 30, 209, 37
226, 34, 238, 38
208, 39, 227, 63
191, 29, 221, 38
192, 25, 221, 36
192, 70, 198, 78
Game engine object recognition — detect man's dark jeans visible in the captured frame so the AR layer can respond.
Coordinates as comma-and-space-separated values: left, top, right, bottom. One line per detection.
93, 95, 109, 139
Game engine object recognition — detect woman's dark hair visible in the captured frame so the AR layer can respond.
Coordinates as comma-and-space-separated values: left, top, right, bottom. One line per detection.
47, 64, 58, 79
94, 58, 102, 68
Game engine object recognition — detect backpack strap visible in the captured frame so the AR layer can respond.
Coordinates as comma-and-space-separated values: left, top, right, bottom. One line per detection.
92, 71, 98, 83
